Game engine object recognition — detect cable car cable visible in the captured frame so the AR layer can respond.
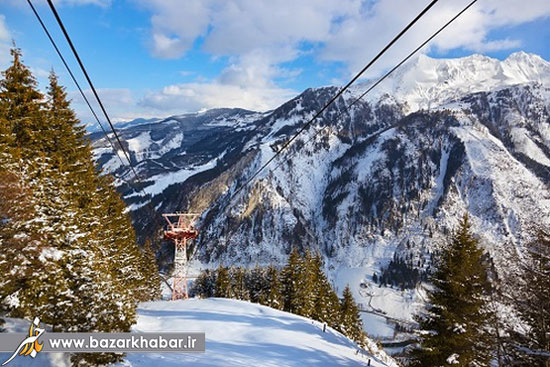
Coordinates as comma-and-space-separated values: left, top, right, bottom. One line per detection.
45, 0, 141, 184
229, 0, 440, 200
266, 0, 479, 183
26, 0, 127, 171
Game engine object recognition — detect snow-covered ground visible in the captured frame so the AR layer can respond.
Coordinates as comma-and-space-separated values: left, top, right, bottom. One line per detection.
0, 299, 397, 367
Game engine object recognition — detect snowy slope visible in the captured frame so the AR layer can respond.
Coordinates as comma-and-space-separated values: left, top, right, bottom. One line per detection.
0, 299, 397, 367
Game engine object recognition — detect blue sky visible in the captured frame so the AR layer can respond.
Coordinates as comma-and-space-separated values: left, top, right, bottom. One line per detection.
1, 0, 550, 125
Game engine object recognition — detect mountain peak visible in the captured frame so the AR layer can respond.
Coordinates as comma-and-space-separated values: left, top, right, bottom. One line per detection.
351, 51, 550, 112
505, 50, 545, 62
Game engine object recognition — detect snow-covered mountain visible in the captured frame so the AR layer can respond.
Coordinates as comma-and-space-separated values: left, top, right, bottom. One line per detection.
92, 52, 550, 340
358, 51, 550, 111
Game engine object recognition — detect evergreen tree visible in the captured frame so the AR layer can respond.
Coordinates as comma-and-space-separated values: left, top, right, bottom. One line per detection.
409, 215, 493, 367
309, 254, 327, 318
137, 239, 162, 301
299, 249, 316, 317
310, 254, 340, 329
44, 71, 86, 162
247, 265, 268, 303
215, 265, 232, 298
282, 248, 306, 314
0, 48, 160, 367
0, 46, 43, 150
192, 269, 216, 298
264, 265, 283, 310
339, 285, 365, 347
231, 266, 250, 301
509, 228, 550, 367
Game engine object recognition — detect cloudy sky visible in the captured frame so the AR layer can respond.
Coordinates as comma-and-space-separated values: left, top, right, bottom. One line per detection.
1, 0, 550, 126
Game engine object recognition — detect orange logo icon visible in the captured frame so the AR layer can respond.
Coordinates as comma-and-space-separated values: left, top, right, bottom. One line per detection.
1, 317, 45, 366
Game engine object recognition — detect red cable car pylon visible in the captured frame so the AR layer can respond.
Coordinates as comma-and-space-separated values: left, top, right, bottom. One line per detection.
162, 213, 200, 300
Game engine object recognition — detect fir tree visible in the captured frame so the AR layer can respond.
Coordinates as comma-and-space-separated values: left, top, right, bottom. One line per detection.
0, 46, 43, 150
44, 71, 86, 162
215, 265, 232, 298
299, 249, 316, 317
0, 48, 160, 367
282, 248, 307, 314
409, 215, 493, 367
231, 266, 250, 301
509, 227, 550, 367
137, 239, 162, 301
247, 265, 268, 303
193, 269, 216, 298
339, 285, 365, 347
310, 253, 340, 329
264, 265, 283, 310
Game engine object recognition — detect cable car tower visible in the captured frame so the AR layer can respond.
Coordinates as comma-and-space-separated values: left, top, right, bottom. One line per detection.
163, 213, 200, 300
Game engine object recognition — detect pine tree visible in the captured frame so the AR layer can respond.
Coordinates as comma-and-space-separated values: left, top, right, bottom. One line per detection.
264, 265, 283, 310
231, 267, 250, 301
43, 71, 85, 162
0, 48, 160, 367
0, 159, 43, 317
339, 285, 365, 347
215, 265, 232, 298
0, 46, 43, 150
193, 269, 216, 298
310, 254, 340, 329
509, 227, 550, 367
409, 215, 493, 367
247, 265, 268, 303
282, 248, 306, 314
299, 249, 316, 317
137, 239, 162, 301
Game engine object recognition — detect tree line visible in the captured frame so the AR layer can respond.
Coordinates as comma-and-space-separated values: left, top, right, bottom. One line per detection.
192, 248, 366, 347
373, 252, 429, 290
0, 47, 161, 366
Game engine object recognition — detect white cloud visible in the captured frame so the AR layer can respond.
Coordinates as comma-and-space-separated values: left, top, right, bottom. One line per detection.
139, 0, 212, 59
472, 39, 523, 53
138, 0, 550, 68
139, 47, 301, 113
320, 0, 550, 76
69, 88, 144, 124
0, 15, 12, 68
0, 15, 10, 41
30, 66, 51, 79
137, 0, 357, 60
139, 81, 295, 113
135, 0, 550, 113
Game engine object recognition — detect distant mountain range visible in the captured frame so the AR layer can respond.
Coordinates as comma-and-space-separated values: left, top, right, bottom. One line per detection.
91, 52, 550, 331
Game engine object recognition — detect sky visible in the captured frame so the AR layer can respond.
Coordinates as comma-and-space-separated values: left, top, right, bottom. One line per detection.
1, 0, 550, 127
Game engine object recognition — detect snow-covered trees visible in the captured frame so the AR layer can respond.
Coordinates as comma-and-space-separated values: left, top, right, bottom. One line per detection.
508, 228, 550, 367
0, 47, 160, 366
0, 47, 43, 149
409, 215, 493, 367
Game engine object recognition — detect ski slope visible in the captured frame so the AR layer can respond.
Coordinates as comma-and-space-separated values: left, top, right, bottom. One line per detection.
1, 298, 397, 367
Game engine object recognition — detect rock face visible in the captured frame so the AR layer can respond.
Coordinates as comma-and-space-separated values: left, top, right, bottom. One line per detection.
92, 52, 550, 322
